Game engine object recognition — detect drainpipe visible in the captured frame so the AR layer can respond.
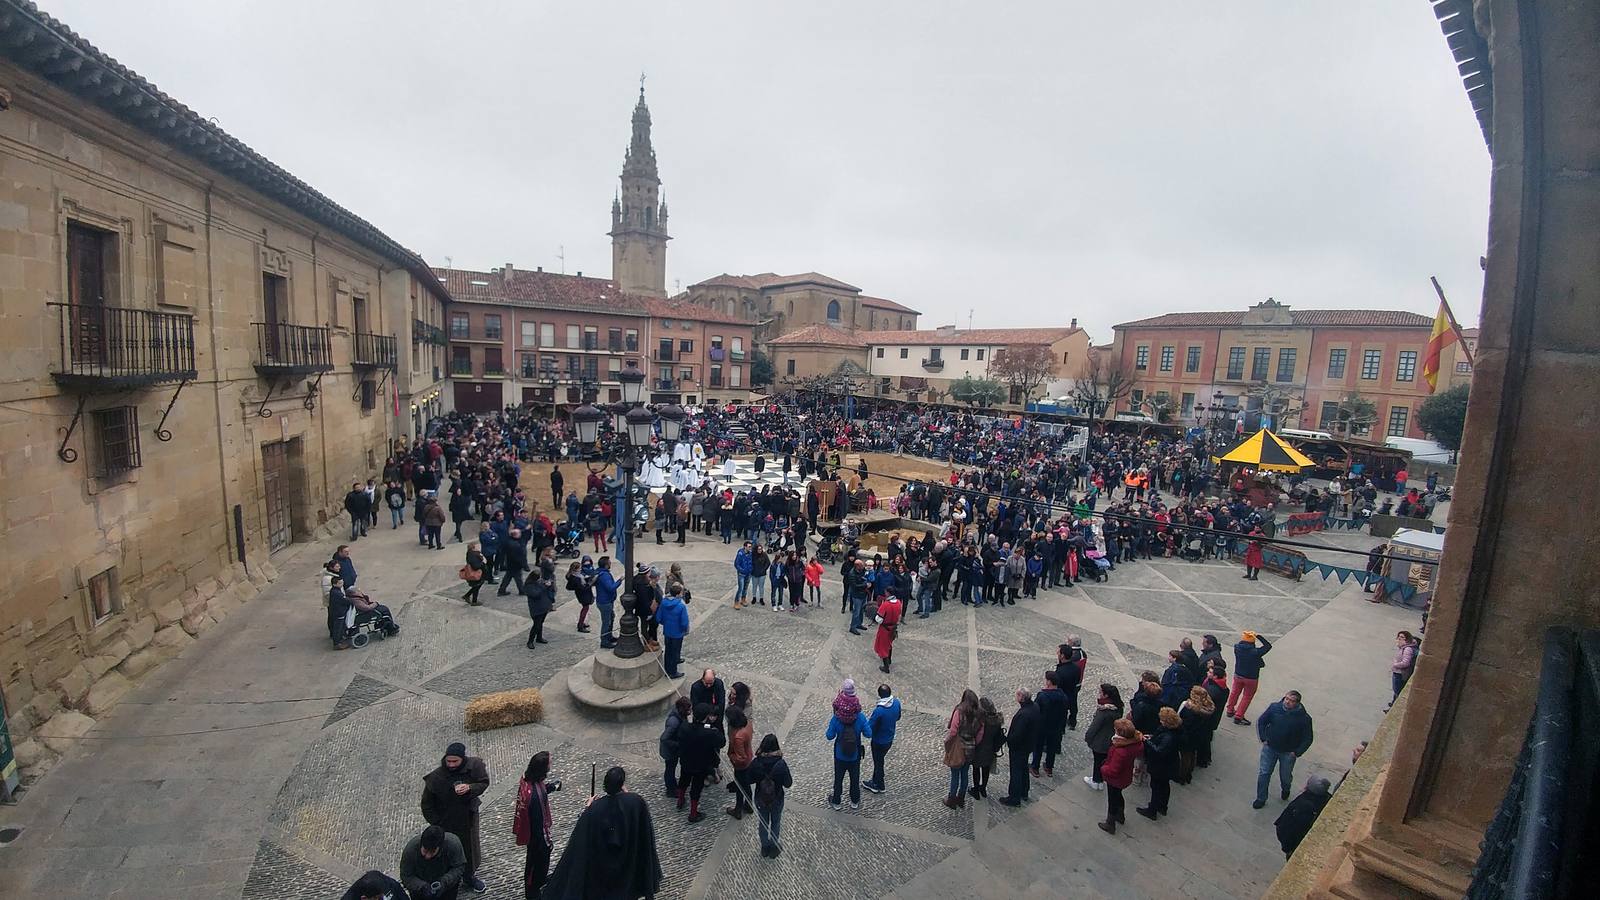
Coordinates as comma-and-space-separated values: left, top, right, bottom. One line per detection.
202, 182, 247, 574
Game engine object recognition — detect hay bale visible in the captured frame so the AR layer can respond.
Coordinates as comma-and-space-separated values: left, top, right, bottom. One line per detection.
464, 688, 544, 732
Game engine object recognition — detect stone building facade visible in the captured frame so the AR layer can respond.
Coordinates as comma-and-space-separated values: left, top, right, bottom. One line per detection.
864, 325, 1091, 404
0, 3, 450, 784
1111, 299, 1474, 437
436, 264, 755, 413
683, 272, 919, 350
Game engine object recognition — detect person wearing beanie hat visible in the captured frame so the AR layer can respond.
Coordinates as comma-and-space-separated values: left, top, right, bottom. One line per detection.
421, 741, 490, 894
1227, 631, 1273, 725
825, 678, 872, 810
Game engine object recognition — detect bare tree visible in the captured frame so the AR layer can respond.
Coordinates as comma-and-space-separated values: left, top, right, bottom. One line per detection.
986, 343, 1056, 406
1069, 350, 1138, 416
1243, 380, 1306, 430
950, 374, 1007, 409
1140, 392, 1174, 424
1327, 391, 1378, 437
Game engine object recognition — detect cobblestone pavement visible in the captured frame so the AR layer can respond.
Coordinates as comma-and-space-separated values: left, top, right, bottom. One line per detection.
2, 505, 1422, 900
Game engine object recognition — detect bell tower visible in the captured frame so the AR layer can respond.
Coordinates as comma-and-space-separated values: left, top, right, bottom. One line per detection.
609, 78, 669, 296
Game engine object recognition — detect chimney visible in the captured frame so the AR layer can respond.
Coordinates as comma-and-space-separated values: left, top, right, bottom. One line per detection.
935, 324, 957, 337
503, 262, 514, 280
1070, 318, 1077, 328
577, 271, 583, 278
536, 266, 543, 273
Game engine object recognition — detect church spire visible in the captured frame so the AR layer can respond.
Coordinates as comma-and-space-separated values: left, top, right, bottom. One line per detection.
624, 74, 658, 182
610, 78, 669, 297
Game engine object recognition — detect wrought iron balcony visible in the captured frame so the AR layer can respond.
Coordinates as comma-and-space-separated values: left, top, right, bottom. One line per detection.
654, 378, 680, 391
449, 359, 474, 376
352, 332, 397, 369
708, 347, 725, 362
730, 350, 746, 362
654, 348, 675, 362
412, 319, 446, 345
253, 322, 333, 376
49, 302, 198, 389
921, 356, 945, 371
709, 376, 723, 388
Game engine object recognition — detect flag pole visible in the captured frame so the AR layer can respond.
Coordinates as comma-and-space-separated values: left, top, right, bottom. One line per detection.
1429, 276, 1475, 367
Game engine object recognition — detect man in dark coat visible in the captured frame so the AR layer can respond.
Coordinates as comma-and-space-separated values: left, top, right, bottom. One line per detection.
1054, 641, 1086, 730
542, 766, 662, 900
344, 481, 371, 540
1178, 637, 1204, 683
498, 529, 529, 596
998, 690, 1040, 807
399, 825, 466, 900
340, 869, 407, 900
1030, 671, 1070, 777
421, 741, 490, 893
1275, 776, 1332, 858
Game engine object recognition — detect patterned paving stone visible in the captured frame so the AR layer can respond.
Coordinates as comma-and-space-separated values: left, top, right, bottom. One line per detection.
896, 600, 973, 644
1188, 590, 1313, 640
704, 805, 956, 900
1079, 586, 1231, 633
360, 595, 525, 686
782, 693, 976, 840
423, 631, 593, 702
828, 625, 970, 715
241, 839, 348, 900
974, 604, 1098, 657
690, 604, 832, 686
417, 563, 472, 594
324, 673, 398, 729
266, 690, 563, 875
1115, 640, 1170, 677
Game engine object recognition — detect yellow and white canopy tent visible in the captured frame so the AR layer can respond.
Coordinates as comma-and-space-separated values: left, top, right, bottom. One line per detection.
1212, 428, 1316, 473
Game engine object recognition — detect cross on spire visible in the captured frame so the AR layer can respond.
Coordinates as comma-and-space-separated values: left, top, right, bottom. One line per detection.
639, 71, 646, 97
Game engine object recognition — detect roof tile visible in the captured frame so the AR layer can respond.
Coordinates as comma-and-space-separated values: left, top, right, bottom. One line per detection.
769, 324, 869, 347
1116, 309, 1436, 329
862, 326, 1081, 347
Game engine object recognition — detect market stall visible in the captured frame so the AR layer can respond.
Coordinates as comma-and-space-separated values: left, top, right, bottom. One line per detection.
1212, 428, 1316, 507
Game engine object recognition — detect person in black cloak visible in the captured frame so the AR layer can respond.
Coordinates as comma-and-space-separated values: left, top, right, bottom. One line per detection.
542, 766, 663, 900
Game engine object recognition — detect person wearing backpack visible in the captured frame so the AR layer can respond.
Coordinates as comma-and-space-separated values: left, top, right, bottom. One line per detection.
943, 690, 985, 809
747, 733, 793, 859
824, 679, 873, 811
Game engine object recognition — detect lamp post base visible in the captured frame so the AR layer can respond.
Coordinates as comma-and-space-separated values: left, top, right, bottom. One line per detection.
613, 608, 646, 659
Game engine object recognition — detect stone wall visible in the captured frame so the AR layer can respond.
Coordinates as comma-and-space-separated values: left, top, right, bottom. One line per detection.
0, 64, 413, 782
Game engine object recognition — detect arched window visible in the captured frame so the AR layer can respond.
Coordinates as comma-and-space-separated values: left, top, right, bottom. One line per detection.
787, 299, 795, 316
826, 299, 841, 322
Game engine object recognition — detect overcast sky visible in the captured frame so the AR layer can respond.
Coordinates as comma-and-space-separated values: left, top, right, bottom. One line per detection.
38, 1, 1490, 342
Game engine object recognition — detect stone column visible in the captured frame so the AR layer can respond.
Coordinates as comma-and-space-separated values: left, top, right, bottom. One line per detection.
1311, 1, 1600, 896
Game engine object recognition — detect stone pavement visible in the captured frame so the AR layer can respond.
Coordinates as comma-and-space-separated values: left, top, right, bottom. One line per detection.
0, 513, 1420, 899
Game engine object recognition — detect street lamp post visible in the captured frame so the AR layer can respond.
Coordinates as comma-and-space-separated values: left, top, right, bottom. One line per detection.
570, 361, 685, 660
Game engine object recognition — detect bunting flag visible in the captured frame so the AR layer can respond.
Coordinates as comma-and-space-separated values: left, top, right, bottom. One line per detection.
1243, 554, 1421, 602
1422, 298, 1458, 394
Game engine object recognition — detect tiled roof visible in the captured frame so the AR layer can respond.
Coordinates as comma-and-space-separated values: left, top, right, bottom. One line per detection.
433, 268, 648, 315
769, 324, 869, 347
0, 1, 450, 303
690, 271, 861, 293
639, 297, 750, 326
1115, 309, 1435, 329
860, 295, 920, 315
862, 326, 1081, 347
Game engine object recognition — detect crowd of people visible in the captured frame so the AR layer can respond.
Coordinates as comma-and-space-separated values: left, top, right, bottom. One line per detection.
324, 399, 1423, 897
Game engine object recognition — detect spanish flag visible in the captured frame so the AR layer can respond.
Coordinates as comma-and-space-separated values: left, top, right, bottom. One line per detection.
1421, 300, 1456, 393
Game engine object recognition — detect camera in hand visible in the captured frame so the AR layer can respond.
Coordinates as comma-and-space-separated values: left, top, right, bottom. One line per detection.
547, 778, 563, 793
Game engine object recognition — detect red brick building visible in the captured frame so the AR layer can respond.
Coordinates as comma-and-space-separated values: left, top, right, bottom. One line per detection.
1111, 299, 1473, 440
436, 264, 754, 413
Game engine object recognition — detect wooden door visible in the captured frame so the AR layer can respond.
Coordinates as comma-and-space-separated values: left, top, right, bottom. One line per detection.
262, 441, 293, 553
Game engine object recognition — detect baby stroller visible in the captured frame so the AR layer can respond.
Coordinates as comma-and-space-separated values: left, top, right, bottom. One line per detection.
1180, 538, 1206, 562
554, 521, 583, 559
1084, 550, 1111, 583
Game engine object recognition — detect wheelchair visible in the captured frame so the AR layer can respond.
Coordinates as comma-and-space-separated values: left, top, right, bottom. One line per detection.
344, 605, 400, 649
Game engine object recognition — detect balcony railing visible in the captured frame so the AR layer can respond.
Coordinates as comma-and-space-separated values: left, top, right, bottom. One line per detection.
449, 359, 474, 376
352, 332, 397, 369
654, 378, 679, 391
708, 347, 726, 362
654, 348, 675, 362
483, 364, 505, 377
709, 377, 723, 388
253, 322, 334, 376
731, 350, 746, 361
49, 302, 197, 388
921, 356, 945, 371
413, 319, 446, 345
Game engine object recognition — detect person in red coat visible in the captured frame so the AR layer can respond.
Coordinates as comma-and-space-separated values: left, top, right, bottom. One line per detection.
1097, 718, 1145, 835
874, 594, 903, 674
1243, 527, 1266, 580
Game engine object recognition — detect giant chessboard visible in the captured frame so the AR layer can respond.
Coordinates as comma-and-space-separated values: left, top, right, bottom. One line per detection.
644, 457, 817, 495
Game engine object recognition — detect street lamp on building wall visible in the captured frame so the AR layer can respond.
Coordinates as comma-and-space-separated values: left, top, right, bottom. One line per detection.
570, 361, 685, 659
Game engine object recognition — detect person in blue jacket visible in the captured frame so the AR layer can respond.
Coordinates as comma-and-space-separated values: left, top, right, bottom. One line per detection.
594, 556, 620, 649
657, 585, 691, 679
824, 679, 873, 810
733, 541, 754, 608
1252, 689, 1315, 809
863, 684, 901, 794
